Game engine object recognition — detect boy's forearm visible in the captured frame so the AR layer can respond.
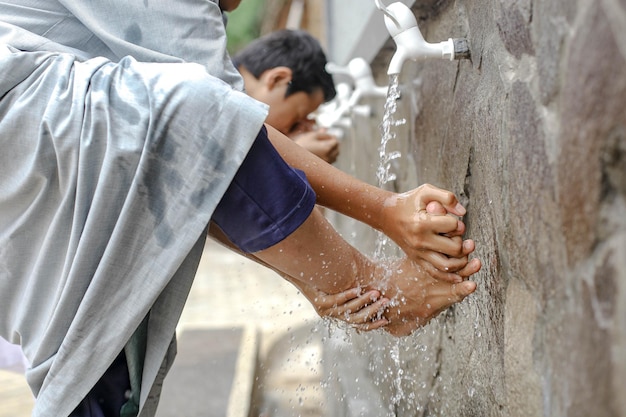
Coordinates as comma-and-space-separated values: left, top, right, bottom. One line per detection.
264, 124, 472, 275
264, 124, 391, 232
211, 201, 375, 296
251, 206, 374, 294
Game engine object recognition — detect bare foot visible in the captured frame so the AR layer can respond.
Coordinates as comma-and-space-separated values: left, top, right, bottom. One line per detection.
369, 257, 480, 337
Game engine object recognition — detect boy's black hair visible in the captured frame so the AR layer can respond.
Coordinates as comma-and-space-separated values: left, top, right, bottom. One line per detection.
232, 29, 337, 102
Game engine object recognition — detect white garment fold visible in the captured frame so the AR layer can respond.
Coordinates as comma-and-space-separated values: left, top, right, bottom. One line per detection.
0, 24, 267, 417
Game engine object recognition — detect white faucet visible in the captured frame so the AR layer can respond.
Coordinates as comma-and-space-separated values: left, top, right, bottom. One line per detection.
316, 73, 374, 130
375, 0, 470, 75
326, 57, 388, 106
315, 83, 367, 132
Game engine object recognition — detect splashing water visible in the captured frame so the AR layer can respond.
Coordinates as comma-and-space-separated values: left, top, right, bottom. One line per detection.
376, 74, 404, 188
374, 74, 406, 260
318, 72, 478, 417
322, 74, 434, 417
375, 74, 410, 416
388, 339, 405, 415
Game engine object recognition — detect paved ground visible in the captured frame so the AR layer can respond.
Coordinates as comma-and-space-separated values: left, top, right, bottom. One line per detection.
0, 238, 326, 417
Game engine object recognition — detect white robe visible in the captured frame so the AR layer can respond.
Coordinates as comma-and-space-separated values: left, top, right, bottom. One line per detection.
0, 1, 268, 415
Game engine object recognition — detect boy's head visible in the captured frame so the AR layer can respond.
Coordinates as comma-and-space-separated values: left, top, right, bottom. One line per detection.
219, 0, 242, 11
232, 30, 337, 135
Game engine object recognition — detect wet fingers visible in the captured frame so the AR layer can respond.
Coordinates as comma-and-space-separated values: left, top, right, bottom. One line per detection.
341, 297, 390, 324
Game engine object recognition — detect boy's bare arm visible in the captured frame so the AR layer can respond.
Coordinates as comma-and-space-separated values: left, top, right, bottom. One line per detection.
249, 207, 479, 336
264, 124, 476, 278
209, 192, 481, 336
208, 214, 389, 331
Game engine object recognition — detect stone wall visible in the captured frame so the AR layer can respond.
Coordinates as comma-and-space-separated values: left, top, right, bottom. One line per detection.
323, 0, 626, 416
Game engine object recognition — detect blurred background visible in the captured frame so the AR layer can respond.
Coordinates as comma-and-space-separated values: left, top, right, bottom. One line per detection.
3, 1, 626, 417
226, 0, 326, 55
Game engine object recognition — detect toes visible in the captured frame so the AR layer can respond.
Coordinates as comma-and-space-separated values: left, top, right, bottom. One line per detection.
457, 258, 482, 278
452, 281, 477, 300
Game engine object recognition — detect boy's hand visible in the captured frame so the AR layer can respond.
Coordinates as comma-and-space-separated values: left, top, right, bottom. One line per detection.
380, 184, 477, 281
289, 120, 339, 164
298, 285, 390, 332
291, 128, 340, 164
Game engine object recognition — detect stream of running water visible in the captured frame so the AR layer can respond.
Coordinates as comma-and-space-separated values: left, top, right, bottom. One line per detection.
320, 74, 445, 417
373, 74, 405, 261
375, 74, 409, 416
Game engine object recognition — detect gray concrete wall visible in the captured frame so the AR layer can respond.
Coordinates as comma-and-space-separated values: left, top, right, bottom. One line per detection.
323, 0, 626, 416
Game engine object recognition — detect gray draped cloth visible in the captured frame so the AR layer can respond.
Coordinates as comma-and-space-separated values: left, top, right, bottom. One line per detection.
0, 0, 268, 412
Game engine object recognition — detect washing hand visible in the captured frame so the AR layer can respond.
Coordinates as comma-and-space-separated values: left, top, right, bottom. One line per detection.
295, 253, 479, 337
296, 285, 390, 332
291, 128, 340, 164
379, 184, 479, 282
